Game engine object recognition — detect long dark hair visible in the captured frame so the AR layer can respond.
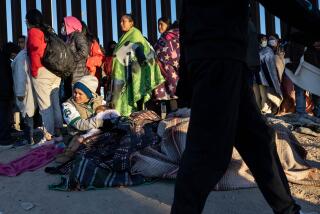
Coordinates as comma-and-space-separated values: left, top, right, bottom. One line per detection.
25, 9, 50, 33
80, 21, 96, 43
105, 41, 117, 56
158, 17, 171, 26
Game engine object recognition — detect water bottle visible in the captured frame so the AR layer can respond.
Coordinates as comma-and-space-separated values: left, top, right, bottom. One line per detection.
161, 102, 167, 119
100, 86, 105, 100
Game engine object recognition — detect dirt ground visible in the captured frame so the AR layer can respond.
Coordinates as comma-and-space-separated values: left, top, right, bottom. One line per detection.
0, 120, 319, 214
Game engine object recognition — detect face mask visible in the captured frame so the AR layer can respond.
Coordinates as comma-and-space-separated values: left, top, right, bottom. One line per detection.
61, 26, 66, 36
261, 41, 268, 48
268, 39, 277, 47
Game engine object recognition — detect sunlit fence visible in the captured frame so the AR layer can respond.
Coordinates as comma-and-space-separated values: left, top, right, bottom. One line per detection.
1, 0, 318, 48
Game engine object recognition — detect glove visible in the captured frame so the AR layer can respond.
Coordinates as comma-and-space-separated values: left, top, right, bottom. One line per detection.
95, 110, 120, 120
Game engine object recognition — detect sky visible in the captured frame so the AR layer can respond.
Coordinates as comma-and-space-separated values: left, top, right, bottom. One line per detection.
5, 0, 177, 45
5, 0, 294, 45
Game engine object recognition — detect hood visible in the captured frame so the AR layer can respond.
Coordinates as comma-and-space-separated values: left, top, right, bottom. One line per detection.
64, 16, 82, 35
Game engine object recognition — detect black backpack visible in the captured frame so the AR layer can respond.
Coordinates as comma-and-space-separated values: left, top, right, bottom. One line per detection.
42, 32, 75, 78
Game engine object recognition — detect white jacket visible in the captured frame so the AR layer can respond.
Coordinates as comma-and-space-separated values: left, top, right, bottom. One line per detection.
11, 49, 37, 117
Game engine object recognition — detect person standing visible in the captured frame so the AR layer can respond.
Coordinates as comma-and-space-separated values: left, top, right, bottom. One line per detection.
26, 9, 63, 146
61, 16, 90, 85
11, 44, 37, 145
111, 14, 164, 116
0, 43, 20, 149
172, 1, 320, 214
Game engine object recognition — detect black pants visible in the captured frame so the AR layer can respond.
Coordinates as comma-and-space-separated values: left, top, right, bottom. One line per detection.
171, 60, 300, 214
0, 100, 13, 145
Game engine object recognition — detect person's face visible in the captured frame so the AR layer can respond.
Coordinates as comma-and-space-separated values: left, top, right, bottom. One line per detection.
158, 21, 168, 34
268, 36, 278, 47
73, 88, 90, 104
120, 16, 133, 32
18, 38, 25, 50
261, 37, 267, 43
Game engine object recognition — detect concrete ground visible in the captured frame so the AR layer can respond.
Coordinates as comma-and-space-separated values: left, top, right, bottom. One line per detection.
0, 146, 319, 214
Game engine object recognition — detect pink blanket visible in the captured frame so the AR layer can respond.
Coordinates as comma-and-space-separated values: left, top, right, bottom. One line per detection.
0, 145, 63, 176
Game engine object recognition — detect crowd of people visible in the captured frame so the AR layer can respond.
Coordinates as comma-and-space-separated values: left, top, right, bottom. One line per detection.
252, 30, 320, 117
0, 10, 180, 149
0, 3, 320, 214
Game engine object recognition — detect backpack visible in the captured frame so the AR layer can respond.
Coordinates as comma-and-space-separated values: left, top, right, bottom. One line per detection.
42, 32, 76, 78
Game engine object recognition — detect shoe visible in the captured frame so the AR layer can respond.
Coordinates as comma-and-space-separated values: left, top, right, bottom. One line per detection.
261, 103, 272, 114
29, 138, 36, 146
54, 135, 64, 143
13, 140, 29, 148
31, 138, 55, 149
55, 150, 74, 164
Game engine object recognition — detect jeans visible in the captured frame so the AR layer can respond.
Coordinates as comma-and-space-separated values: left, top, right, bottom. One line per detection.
23, 115, 34, 143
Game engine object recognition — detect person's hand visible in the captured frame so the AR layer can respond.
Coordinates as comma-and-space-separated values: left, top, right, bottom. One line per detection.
75, 136, 84, 144
17, 96, 24, 101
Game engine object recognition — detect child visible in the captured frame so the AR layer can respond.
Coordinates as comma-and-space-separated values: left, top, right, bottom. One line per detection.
55, 104, 120, 163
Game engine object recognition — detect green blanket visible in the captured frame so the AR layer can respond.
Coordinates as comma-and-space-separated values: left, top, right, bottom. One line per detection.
112, 27, 164, 116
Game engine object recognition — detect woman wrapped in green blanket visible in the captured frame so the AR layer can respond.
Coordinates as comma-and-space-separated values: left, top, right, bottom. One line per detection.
111, 14, 165, 116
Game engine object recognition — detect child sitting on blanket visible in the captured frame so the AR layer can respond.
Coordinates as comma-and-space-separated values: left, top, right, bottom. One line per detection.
57, 75, 120, 163
56, 105, 120, 163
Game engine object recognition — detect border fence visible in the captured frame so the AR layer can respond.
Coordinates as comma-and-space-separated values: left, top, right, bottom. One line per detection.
0, 0, 319, 48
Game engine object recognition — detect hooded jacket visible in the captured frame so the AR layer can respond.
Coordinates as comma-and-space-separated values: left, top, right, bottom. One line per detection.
64, 16, 90, 84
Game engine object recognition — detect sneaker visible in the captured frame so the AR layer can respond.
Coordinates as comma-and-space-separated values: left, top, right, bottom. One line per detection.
261, 103, 272, 114
31, 138, 55, 149
13, 140, 29, 148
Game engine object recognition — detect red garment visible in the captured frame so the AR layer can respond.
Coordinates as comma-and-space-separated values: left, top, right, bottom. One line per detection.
27, 28, 47, 77
86, 40, 105, 75
103, 56, 113, 76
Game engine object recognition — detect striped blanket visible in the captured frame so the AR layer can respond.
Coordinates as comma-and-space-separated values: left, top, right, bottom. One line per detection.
49, 111, 161, 191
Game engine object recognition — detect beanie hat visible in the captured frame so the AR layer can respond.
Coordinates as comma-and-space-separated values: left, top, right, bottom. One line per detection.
73, 75, 98, 99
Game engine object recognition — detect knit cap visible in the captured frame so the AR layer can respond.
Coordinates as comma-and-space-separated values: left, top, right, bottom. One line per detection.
73, 75, 98, 99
